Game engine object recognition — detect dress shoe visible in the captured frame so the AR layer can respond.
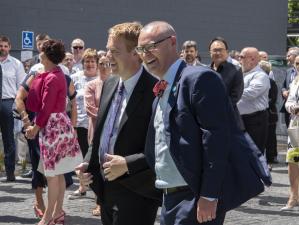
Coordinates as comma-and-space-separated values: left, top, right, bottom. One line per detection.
6, 173, 16, 182
21, 169, 33, 178
280, 199, 298, 211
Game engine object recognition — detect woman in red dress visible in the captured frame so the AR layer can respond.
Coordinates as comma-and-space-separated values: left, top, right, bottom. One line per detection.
25, 40, 82, 225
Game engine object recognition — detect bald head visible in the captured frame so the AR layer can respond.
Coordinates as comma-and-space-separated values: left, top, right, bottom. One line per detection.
142, 21, 176, 38
240, 47, 260, 73
259, 51, 268, 61
137, 21, 178, 77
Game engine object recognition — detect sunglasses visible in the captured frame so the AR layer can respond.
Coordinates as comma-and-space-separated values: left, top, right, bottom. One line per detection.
72, 46, 84, 50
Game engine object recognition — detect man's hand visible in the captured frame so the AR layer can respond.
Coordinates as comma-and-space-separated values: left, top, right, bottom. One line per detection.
75, 162, 93, 186
102, 154, 128, 181
197, 197, 217, 223
282, 90, 289, 99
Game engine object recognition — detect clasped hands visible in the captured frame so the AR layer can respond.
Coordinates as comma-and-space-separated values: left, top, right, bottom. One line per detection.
75, 154, 128, 186
25, 125, 40, 139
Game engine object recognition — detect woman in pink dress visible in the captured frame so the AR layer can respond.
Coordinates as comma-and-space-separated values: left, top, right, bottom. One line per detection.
25, 39, 83, 225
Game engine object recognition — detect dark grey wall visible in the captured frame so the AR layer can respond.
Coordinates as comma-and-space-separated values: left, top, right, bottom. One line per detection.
1, 0, 288, 62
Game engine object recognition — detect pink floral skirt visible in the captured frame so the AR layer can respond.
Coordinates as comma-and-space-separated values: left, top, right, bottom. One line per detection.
38, 112, 83, 177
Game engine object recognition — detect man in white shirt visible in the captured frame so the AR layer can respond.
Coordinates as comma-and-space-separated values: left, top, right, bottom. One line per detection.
0, 35, 26, 181
237, 47, 270, 154
71, 38, 85, 73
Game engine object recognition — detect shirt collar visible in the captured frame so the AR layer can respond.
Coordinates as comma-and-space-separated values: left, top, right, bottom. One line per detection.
0, 55, 12, 63
120, 66, 143, 96
162, 59, 183, 86
243, 65, 263, 76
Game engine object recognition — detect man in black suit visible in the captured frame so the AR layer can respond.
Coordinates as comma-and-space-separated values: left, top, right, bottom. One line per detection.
76, 22, 161, 225
209, 37, 244, 130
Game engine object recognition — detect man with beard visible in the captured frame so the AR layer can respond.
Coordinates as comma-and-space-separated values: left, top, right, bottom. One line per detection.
0, 35, 26, 181
181, 40, 205, 66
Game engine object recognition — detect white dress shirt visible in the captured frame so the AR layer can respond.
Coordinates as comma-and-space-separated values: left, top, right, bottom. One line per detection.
237, 65, 270, 115
0, 55, 26, 99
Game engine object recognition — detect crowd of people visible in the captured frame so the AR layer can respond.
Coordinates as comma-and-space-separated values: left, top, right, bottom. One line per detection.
0, 20, 297, 225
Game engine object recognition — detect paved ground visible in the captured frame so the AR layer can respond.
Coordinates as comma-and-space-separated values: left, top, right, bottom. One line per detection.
0, 140, 299, 225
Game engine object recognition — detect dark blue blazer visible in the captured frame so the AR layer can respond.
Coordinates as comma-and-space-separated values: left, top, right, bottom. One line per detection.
145, 62, 265, 213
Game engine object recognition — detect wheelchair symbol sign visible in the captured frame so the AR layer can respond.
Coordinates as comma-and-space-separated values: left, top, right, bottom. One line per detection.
22, 31, 34, 49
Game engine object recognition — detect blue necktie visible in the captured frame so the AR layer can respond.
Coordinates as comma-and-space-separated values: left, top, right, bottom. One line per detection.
100, 82, 125, 163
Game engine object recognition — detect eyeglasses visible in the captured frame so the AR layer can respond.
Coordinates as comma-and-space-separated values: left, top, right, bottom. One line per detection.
72, 46, 84, 50
210, 48, 226, 54
135, 36, 172, 54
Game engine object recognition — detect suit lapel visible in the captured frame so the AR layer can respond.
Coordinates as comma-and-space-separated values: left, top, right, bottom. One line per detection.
94, 76, 119, 132
117, 68, 146, 136
165, 61, 187, 123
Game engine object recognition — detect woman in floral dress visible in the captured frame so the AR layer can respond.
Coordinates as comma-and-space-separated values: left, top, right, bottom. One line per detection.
25, 39, 83, 225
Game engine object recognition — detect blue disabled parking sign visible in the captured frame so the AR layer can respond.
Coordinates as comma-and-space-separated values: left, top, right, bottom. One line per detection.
22, 31, 34, 49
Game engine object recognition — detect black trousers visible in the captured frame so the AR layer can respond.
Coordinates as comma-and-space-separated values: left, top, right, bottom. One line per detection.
242, 110, 269, 154
265, 123, 277, 163
76, 127, 89, 157
284, 111, 291, 128
101, 181, 159, 225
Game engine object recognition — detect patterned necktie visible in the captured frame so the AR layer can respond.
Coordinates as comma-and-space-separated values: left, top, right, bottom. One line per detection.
100, 82, 125, 163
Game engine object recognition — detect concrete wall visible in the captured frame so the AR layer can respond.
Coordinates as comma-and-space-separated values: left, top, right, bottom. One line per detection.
1, 0, 288, 62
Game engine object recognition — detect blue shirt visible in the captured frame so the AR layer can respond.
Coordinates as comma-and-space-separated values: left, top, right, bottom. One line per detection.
154, 59, 187, 188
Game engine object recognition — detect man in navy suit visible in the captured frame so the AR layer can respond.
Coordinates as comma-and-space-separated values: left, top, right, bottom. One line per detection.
137, 21, 266, 225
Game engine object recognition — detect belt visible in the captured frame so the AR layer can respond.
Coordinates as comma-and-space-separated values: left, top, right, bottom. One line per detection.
2, 98, 14, 101
163, 186, 189, 195
242, 109, 267, 118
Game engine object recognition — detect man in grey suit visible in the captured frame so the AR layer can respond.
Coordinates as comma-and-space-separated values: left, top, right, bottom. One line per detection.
281, 47, 299, 127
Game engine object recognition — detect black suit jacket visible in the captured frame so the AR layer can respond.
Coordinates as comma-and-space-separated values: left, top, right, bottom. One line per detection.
87, 68, 161, 204
211, 61, 244, 130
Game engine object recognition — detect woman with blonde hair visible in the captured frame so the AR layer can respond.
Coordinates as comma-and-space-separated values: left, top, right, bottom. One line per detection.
68, 48, 98, 198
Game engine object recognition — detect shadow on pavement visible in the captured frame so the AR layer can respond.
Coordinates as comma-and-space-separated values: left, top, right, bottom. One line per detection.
0, 184, 33, 194
66, 215, 102, 225
270, 182, 289, 188
235, 205, 299, 217
0, 215, 37, 224
272, 169, 288, 174
0, 196, 26, 203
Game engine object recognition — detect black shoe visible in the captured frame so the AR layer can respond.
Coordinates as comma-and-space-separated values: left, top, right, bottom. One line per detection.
21, 170, 33, 178
6, 173, 16, 182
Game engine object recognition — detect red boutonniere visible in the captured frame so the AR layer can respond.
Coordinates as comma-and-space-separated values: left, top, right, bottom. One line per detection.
153, 80, 168, 97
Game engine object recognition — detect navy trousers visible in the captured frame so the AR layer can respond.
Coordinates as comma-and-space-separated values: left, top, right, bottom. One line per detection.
0, 99, 16, 175
161, 189, 225, 225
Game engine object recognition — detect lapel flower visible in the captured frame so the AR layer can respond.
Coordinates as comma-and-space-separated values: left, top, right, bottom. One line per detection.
153, 80, 168, 97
